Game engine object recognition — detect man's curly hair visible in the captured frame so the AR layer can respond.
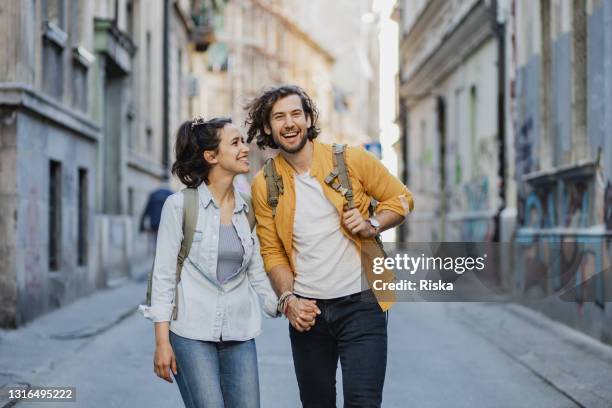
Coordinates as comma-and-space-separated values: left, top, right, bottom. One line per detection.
245, 85, 320, 150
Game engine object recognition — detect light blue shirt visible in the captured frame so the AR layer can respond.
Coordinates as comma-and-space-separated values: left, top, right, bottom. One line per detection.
139, 183, 278, 342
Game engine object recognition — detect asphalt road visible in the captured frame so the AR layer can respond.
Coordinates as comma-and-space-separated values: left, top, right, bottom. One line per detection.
12, 301, 591, 408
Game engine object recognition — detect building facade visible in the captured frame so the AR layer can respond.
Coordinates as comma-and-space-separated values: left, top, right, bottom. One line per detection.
286, 0, 381, 147
398, 0, 504, 242
398, 0, 612, 343
192, 0, 337, 172
509, 0, 612, 342
0, 0, 214, 327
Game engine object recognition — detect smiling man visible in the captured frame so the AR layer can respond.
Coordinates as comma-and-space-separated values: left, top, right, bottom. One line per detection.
246, 85, 414, 408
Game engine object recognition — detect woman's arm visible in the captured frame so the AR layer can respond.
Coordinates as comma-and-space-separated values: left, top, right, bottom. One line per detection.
246, 229, 280, 317
139, 194, 183, 322
138, 194, 183, 381
154, 322, 177, 383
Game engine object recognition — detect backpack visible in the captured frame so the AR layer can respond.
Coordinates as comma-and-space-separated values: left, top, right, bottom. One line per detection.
263, 143, 384, 249
145, 188, 256, 320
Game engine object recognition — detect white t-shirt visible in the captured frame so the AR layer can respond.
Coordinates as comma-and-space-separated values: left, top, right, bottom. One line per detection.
292, 171, 362, 298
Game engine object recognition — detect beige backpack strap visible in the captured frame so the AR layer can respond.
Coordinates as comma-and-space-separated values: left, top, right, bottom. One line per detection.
172, 187, 199, 320
239, 192, 256, 231
263, 158, 283, 216
324, 143, 355, 209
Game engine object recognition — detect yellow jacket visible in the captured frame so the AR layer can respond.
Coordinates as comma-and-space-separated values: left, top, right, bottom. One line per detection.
251, 140, 414, 311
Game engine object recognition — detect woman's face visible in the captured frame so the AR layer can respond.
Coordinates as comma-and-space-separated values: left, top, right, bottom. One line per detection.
205, 123, 250, 175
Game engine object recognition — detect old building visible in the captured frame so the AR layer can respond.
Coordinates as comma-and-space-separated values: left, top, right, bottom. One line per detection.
0, 0, 214, 327
397, 0, 505, 242
398, 0, 612, 342
191, 0, 337, 172
509, 0, 612, 342
0, 0, 102, 326
287, 0, 381, 147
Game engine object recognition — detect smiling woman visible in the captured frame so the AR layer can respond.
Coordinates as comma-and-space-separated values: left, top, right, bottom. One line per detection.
141, 117, 279, 408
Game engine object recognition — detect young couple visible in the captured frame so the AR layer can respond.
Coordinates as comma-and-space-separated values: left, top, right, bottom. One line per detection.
141, 85, 414, 408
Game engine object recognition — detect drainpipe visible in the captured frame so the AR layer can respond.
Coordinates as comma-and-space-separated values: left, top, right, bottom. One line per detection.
398, 96, 409, 242
493, 0, 507, 242
162, 0, 170, 177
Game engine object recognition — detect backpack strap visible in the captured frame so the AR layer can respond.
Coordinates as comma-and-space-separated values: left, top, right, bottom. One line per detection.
172, 187, 199, 320
263, 158, 283, 216
239, 191, 256, 231
325, 144, 355, 209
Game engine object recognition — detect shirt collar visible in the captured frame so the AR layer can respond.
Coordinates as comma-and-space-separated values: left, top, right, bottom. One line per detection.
233, 189, 249, 214
197, 183, 249, 214
309, 139, 324, 178
197, 183, 215, 208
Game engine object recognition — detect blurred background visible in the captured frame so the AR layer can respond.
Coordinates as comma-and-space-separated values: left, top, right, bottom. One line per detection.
1, 1, 612, 406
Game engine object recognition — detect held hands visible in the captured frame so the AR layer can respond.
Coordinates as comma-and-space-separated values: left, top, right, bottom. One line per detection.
342, 208, 376, 238
154, 342, 177, 383
286, 296, 320, 332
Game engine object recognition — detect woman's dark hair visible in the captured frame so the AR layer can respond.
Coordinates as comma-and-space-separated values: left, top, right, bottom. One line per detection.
245, 84, 320, 150
171, 117, 232, 187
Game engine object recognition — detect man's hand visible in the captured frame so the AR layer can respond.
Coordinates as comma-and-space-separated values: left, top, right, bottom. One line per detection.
286, 297, 320, 332
342, 208, 375, 238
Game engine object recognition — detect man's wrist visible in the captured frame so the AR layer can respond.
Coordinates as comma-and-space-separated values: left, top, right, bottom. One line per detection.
367, 217, 381, 234
277, 291, 295, 316
284, 295, 297, 316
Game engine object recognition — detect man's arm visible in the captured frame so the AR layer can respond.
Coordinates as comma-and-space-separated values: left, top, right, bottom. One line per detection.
342, 147, 414, 238
350, 147, 414, 218
342, 209, 403, 238
267, 264, 295, 296
251, 174, 320, 331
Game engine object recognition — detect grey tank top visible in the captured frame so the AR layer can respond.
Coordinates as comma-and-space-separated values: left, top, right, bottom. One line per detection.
216, 224, 244, 284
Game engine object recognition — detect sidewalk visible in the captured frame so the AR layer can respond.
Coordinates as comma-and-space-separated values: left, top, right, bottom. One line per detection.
449, 302, 612, 407
0, 280, 146, 407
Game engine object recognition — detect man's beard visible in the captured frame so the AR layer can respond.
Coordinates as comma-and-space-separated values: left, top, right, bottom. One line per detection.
276, 130, 309, 154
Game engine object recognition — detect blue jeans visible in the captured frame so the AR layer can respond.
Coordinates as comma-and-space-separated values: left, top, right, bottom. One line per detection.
289, 291, 388, 408
170, 332, 260, 408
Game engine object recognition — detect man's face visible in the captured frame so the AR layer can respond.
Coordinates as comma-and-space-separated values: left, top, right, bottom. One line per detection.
267, 94, 311, 154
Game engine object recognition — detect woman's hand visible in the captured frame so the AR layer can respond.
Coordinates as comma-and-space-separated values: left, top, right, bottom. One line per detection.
154, 341, 177, 383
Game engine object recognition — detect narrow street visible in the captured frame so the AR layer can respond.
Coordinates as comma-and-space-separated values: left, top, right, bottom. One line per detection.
2, 282, 610, 407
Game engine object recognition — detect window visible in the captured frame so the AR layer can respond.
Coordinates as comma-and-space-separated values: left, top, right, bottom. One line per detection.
127, 187, 135, 217
42, 34, 65, 100
42, 1, 67, 100
178, 49, 183, 117
42, 0, 66, 30
126, 0, 135, 38
72, 57, 88, 111
146, 31, 152, 113
146, 126, 153, 153
49, 160, 62, 271
572, 0, 587, 160
77, 168, 88, 266
469, 85, 478, 177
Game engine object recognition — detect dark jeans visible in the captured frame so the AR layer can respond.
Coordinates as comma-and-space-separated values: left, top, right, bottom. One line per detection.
289, 291, 388, 408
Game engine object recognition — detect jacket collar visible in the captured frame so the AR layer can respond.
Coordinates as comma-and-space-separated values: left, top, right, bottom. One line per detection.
275, 139, 324, 178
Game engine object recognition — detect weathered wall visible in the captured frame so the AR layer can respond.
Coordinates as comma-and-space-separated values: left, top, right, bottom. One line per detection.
0, 108, 18, 327
512, 1, 612, 343
14, 111, 98, 324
